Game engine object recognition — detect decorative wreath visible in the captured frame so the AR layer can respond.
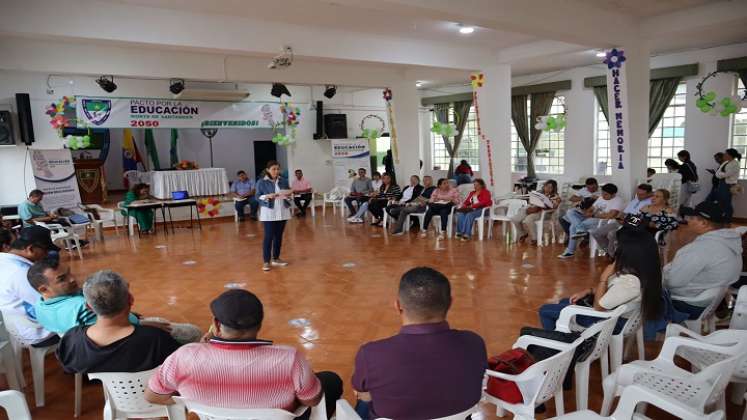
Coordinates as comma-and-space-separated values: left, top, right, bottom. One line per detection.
534, 97, 567, 132
272, 102, 301, 147
695, 70, 746, 117
430, 121, 458, 137
45, 96, 77, 138
360, 114, 386, 140
197, 197, 221, 217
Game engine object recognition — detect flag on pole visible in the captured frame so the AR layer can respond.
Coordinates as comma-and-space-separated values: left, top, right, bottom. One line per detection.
144, 128, 161, 170
170, 128, 179, 168
122, 128, 145, 188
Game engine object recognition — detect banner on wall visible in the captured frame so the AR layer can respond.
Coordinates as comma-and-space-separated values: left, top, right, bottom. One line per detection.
75, 97, 282, 129
30, 149, 82, 211
604, 49, 630, 174
331, 139, 371, 188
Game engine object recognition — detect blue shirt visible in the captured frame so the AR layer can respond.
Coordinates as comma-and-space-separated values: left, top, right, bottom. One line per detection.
18, 200, 47, 226
230, 179, 256, 196
624, 197, 653, 215
34, 291, 140, 335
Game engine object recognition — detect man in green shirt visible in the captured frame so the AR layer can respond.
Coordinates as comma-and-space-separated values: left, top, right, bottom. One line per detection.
18, 190, 57, 227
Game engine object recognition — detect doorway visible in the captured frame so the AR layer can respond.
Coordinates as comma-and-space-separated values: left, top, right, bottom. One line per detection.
253, 141, 277, 179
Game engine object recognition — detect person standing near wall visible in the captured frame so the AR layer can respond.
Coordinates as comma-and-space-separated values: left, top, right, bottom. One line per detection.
714, 148, 742, 223
256, 161, 292, 272
676, 150, 698, 209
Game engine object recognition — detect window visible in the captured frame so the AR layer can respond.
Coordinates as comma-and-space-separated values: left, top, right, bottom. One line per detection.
594, 98, 612, 175
647, 82, 687, 173
430, 106, 479, 171
730, 78, 747, 179
510, 96, 565, 174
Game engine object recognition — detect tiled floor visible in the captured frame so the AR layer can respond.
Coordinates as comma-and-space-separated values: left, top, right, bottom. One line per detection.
6, 213, 740, 419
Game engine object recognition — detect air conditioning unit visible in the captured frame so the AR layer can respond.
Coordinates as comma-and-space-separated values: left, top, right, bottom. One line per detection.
172, 81, 251, 101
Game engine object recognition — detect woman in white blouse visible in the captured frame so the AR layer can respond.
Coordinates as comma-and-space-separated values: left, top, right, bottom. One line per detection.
256, 160, 292, 272
714, 148, 742, 222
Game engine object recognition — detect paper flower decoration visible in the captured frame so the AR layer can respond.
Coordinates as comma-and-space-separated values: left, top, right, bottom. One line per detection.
47, 96, 77, 137
272, 132, 294, 146
604, 49, 626, 69
534, 115, 567, 132
383, 88, 393, 101
431, 121, 458, 137
470, 73, 484, 89
197, 197, 221, 217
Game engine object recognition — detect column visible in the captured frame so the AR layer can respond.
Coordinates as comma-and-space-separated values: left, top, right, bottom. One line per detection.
390, 79, 422, 183
621, 41, 650, 194
477, 64, 513, 195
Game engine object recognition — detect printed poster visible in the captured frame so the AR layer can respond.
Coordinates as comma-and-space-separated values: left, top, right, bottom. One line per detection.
30, 149, 82, 211
331, 139, 371, 188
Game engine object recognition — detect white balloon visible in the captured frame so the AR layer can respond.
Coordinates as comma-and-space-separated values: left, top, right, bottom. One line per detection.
534, 123, 544, 130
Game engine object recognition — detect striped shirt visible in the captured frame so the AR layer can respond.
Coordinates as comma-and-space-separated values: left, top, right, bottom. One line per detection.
376, 184, 402, 201
148, 339, 321, 411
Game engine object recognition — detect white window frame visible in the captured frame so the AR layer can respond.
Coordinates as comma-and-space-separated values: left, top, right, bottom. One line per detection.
430, 106, 480, 171
510, 95, 566, 175
729, 78, 747, 179
647, 82, 687, 173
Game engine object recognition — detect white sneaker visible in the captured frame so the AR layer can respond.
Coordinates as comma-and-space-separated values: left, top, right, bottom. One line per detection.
271, 259, 289, 267
437, 232, 445, 240
353, 217, 364, 224
419, 231, 428, 238
392, 231, 405, 236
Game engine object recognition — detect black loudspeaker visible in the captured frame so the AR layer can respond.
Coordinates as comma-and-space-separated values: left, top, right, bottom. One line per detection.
324, 113, 347, 139
15, 93, 35, 145
0, 111, 13, 146
313, 101, 324, 139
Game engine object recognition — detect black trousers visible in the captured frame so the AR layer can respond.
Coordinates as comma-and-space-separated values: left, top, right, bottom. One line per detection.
368, 199, 389, 219
296, 371, 343, 420
294, 193, 313, 214
262, 220, 286, 263
423, 203, 454, 231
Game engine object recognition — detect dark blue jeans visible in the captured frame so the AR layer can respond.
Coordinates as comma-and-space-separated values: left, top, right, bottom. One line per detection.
714, 180, 733, 222
539, 298, 625, 333
235, 196, 259, 219
262, 220, 286, 263
671, 300, 706, 320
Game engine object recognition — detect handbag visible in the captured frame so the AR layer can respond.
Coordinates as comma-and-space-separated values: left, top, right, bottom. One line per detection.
685, 181, 700, 194
519, 327, 598, 390
485, 348, 535, 403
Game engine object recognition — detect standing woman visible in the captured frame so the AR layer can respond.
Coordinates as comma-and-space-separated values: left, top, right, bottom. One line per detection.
455, 178, 492, 241
256, 160, 292, 272
122, 183, 155, 234
676, 150, 699, 208
714, 148, 742, 222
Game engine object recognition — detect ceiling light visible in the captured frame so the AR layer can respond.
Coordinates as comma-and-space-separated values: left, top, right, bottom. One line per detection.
415, 81, 423, 87
595, 50, 607, 58
96, 75, 117, 93
458, 25, 475, 34
271, 83, 291, 98
323, 85, 337, 99
169, 79, 185, 95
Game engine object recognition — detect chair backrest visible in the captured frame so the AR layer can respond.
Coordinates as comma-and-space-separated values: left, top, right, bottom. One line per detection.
648, 173, 681, 208
692, 341, 745, 408
172, 396, 307, 420
730, 286, 747, 330
618, 308, 643, 338
456, 184, 474, 202
497, 199, 527, 217
522, 344, 577, 407
581, 307, 626, 363
0, 390, 31, 420
88, 369, 165, 416
697, 287, 729, 323
675, 329, 747, 383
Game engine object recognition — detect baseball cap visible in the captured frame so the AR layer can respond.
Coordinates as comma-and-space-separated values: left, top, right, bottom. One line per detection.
210, 289, 264, 330
682, 201, 727, 224
17, 226, 59, 251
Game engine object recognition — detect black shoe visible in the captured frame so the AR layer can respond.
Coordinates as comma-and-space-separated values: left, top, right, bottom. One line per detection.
79, 240, 89, 248
238, 217, 246, 222
249, 215, 258, 221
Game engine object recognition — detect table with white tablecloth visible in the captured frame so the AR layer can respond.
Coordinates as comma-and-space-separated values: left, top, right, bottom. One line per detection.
150, 168, 229, 199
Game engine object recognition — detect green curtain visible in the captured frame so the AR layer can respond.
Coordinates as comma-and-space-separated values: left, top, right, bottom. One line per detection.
648, 77, 682, 135
169, 129, 179, 168
593, 86, 609, 123
528, 92, 557, 178
449, 100, 472, 177
510, 94, 530, 174
144, 129, 161, 170
433, 103, 453, 173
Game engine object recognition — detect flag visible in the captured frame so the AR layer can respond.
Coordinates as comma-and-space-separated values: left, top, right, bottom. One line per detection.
122, 128, 145, 188
144, 128, 161, 170
170, 128, 179, 168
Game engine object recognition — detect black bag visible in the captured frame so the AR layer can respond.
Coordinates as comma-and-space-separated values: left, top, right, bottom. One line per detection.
519, 327, 598, 390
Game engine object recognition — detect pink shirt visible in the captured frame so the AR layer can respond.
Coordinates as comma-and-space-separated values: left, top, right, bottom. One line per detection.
291, 178, 312, 192
148, 339, 321, 411
429, 188, 460, 204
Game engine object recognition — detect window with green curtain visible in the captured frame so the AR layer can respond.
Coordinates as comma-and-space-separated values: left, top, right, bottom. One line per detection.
730, 78, 747, 179
430, 106, 480, 171
647, 82, 687, 172
510, 96, 565, 174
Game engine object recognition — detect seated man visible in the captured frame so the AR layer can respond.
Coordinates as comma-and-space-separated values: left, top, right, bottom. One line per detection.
344, 168, 374, 216
291, 169, 313, 217
231, 170, 259, 221
0, 226, 58, 346
352, 267, 486, 420
592, 183, 653, 254
18, 189, 72, 227
664, 201, 742, 319
145, 289, 343, 419
28, 261, 201, 342
560, 177, 601, 237
56, 270, 180, 373
559, 183, 625, 259
388, 176, 434, 235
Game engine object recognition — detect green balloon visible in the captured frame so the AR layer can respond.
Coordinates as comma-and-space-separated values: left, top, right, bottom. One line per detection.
721, 109, 731, 117
704, 91, 717, 101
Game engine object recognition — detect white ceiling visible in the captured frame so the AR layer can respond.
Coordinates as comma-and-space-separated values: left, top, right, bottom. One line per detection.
575, 0, 727, 18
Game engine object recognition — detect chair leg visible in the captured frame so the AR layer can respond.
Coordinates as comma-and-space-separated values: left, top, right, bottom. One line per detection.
575, 362, 590, 410
74, 237, 83, 260
1, 346, 21, 391
731, 383, 747, 405
478, 220, 484, 241
609, 336, 623, 373
555, 388, 565, 416
636, 327, 645, 361
30, 348, 47, 407
600, 375, 617, 416
10, 342, 25, 388
74, 372, 82, 417
487, 220, 493, 239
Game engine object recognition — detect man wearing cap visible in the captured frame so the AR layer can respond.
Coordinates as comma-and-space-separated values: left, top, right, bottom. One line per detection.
664, 201, 742, 319
145, 289, 343, 419
0, 226, 58, 346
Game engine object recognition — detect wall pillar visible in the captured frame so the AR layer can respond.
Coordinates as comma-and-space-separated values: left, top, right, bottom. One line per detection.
621, 41, 651, 194
478, 64, 512, 195
390, 79, 422, 183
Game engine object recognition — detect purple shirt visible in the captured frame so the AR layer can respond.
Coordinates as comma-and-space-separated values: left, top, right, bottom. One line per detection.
352, 322, 486, 420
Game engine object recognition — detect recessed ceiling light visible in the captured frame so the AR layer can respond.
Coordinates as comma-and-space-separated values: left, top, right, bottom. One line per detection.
458, 25, 475, 35
415, 81, 423, 87
595, 50, 607, 57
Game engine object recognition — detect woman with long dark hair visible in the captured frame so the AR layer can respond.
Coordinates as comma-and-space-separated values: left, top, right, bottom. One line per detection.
367, 173, 401, 226
256, 160, 292, 272
539, 224, 663, 331
714, 148, 742, 222
677, 150, 699, 208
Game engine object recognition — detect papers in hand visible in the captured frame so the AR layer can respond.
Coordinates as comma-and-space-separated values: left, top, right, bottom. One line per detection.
528, 191, 553, 209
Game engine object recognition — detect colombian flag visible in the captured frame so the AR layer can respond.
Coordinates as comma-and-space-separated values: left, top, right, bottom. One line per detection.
122, 128, 145, 188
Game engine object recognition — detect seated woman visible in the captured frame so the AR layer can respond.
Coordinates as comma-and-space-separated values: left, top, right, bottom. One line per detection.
454, 159, 474, 185
385, 175, 423, 220
455, 178, 492, 241
538, 225, 663, 333
421, 178, 461, 239
639, 189, 679, 238
513, 179, 561, 245
122, 183, 155, 234
367, 173, 401, 226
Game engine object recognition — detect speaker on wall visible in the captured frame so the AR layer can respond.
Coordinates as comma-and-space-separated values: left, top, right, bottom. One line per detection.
313, 101, 324, 139
0, 111, 14, 146
324, 113, 347, 139
15, 93, 34, 146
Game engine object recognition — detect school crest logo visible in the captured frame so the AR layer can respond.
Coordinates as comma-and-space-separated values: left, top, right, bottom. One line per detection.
81, 99, 112, 125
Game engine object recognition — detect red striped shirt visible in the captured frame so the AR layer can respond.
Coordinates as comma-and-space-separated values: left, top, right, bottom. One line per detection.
148, 339, 321, 410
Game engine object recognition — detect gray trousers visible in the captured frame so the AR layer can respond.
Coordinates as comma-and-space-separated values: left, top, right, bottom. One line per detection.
590, 220, 621, 255
388, 204, 426, 232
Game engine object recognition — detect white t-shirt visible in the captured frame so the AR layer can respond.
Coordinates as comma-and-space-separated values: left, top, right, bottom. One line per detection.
400, 186, 415, 203
598, 273, 641, 311
574, 187, 600, 199
593, 196, 625, 214
0, 253, 51, 343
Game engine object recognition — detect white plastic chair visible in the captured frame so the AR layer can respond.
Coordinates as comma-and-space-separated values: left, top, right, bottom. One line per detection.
168, 394, 326, 420
460, 207, 490, 241
600, 330, 747, 416
488, 199, 528, 242
548, 384, 724, 420
0, 390, 32, 420
88, 368, 184, 420
536, 209, 557, 247
683, 287, 729, 334
483, 334, 580, 419
117, 201, 138, 236
291, 190, 316, 218
402, 207, 427, 233
0, 313, 22, 393
608, 309, 645, 373
82, 204, 118, 234
431, 205, 456, 238
555, 305, 627, 410
35, 221, 83, 259
323, 187, 349, 218
335, 399, 478, 420
731, 286, 747, 330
